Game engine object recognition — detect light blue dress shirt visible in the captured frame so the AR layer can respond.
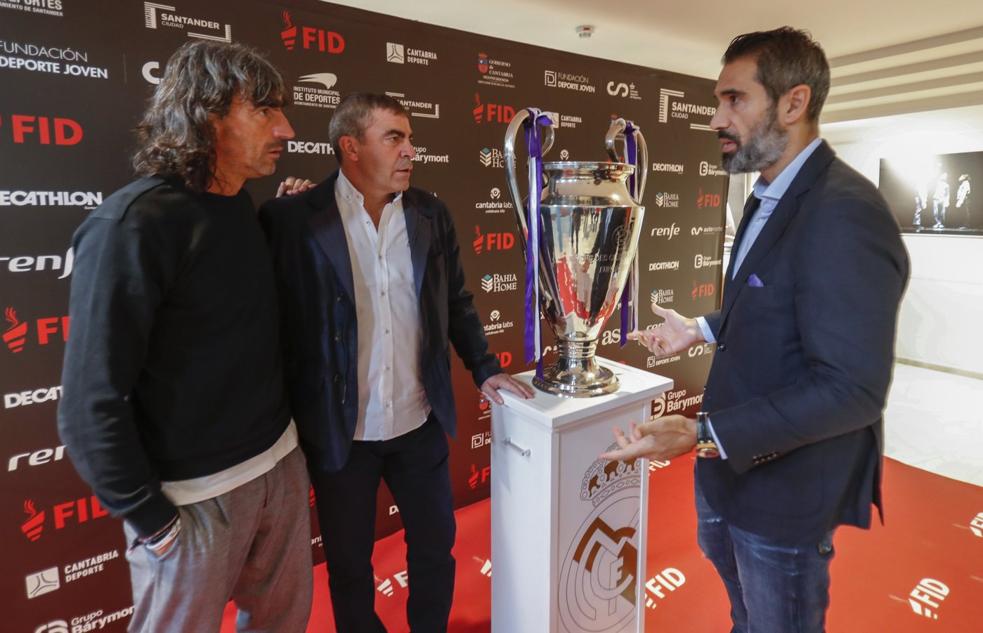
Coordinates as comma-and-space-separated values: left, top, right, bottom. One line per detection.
694, 138, 823, 458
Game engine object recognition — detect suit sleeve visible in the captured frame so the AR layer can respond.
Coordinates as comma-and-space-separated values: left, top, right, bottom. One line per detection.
57, 213, 179, 539
438, 201, 502, 387
709, 195, 909, 474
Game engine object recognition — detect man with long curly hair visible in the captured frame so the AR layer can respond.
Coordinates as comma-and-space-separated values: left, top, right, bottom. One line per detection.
57, 41, 312, 633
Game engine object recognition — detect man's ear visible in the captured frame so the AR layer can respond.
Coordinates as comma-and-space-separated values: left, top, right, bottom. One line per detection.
781, 84, 812, 125
339, 135, 357, 162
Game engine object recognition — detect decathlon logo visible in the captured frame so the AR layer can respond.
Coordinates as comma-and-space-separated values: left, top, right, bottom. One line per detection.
0, 191, 101, 208
648, 260, 680, 272
4, 385, 61, 409
909, 578, 949, 620
144, 2, 231, 42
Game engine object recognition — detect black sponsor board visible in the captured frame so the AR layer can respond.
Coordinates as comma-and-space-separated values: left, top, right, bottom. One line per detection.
1, 0, 725, 627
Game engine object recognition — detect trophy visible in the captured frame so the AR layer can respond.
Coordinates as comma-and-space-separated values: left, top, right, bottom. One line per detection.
504, 109, 647, 397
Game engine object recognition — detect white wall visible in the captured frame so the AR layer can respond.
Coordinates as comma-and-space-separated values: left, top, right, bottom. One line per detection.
826, 105, 983, 376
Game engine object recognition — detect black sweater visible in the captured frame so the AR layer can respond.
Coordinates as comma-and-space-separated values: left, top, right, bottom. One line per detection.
58, 177, 290, 538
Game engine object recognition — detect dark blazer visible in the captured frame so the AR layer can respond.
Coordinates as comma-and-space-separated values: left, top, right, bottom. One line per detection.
700, 141, 909, 544
258, 171, 501, 472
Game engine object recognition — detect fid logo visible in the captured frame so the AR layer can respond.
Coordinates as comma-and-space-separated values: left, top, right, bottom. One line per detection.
909, 578, 949, 620
1, 114, 82, 146
280, 11, 345, 54
472, 94, 515, 124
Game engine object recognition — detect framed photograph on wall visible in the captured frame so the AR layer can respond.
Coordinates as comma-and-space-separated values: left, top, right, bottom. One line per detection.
879, 151, 983, 235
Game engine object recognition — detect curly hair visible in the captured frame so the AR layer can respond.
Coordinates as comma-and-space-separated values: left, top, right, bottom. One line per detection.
132, 41, 288, 193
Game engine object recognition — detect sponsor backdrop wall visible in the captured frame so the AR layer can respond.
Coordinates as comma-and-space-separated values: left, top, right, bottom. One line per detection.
0, 0, 726, 629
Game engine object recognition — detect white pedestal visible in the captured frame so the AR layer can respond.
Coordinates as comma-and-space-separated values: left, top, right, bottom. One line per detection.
490, 358, 672, 633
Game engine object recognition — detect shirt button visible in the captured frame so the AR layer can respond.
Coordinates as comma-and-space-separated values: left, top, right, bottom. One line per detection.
385, 329, 390, 335
381, 291, 386, 297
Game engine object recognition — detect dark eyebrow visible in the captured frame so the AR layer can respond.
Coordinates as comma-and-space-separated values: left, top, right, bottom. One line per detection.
716, 88, 745, 99
385, 129, 407, 138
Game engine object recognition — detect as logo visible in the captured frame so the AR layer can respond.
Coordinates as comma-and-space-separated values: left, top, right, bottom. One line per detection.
472, 226, 515, 254
1, 113, 82, 146
600, 328, 622, 346
280, 11, 345, 54
3, 308, 70, 353
472, 93, 515, 124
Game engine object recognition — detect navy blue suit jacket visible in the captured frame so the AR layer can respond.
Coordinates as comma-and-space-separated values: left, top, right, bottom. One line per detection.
700, 141, 909, 544
259, 172, 501, 472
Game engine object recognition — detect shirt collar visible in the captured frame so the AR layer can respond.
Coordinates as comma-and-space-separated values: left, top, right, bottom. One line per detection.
752, 137, 823, 202
336, 168, 404, 207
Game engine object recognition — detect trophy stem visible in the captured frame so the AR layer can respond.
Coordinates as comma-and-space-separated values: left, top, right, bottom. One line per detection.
533, 339, 619, 397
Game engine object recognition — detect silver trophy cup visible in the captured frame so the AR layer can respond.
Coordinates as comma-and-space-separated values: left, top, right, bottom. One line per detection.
504, 112, 648, 396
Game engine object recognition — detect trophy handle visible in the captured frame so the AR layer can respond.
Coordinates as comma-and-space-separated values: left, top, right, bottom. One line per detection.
604, 119, 649, 204
504, 108, 554, 241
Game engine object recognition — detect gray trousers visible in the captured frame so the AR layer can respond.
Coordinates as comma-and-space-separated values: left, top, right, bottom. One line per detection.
123, 447, 313, 633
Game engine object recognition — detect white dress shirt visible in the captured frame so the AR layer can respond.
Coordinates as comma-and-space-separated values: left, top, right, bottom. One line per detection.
335, 170, 431, 441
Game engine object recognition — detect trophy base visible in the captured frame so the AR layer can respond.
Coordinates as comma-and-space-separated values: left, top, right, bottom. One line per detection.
532, 358, 619, 398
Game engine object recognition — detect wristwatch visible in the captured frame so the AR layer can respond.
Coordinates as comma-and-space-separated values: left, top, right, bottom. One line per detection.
695, 411, 720, 458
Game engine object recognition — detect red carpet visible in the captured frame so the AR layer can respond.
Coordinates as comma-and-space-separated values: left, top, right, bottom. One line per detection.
222, 457, 982, 631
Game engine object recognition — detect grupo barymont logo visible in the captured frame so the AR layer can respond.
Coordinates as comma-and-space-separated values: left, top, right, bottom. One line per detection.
21, 495, 110, 542
280, 11, 345, 54
1, 113, 82, 146
3, 307, 70, 353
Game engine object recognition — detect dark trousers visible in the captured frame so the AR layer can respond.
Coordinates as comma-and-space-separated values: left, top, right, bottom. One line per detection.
310, 417, 456, 633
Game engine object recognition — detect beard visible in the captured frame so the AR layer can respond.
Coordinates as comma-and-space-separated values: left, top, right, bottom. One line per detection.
719, 106, 788, 174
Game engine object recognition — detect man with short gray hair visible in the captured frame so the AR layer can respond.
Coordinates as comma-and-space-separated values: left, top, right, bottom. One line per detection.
261, 92, 532, 632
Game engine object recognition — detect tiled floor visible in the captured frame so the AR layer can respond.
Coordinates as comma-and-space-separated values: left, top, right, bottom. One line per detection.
884, 362, 983, 486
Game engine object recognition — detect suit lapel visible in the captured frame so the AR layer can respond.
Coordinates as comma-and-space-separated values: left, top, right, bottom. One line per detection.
307, 172, 356, 303
403, 190, 433, 297
719, 141, 837, 328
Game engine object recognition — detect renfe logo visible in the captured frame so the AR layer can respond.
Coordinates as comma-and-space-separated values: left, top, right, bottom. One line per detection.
0, 113, 82, 145
280, 11, 345, 54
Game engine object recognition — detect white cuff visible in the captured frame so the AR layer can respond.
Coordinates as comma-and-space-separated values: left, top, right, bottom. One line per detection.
696, 316, 716, 344
707, 418, 728, 460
